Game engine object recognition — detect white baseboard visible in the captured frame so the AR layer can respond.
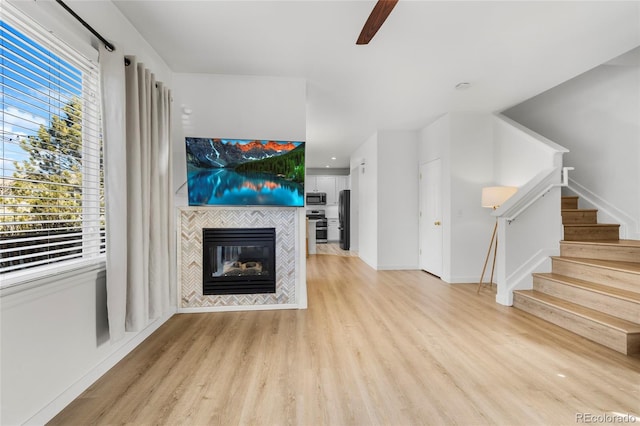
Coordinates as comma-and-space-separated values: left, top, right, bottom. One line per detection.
376, 264, 419, 271
358, 254, 377, 270
27, 308, 176, 425
178, 303, 301, 313
446, 275, 484, 284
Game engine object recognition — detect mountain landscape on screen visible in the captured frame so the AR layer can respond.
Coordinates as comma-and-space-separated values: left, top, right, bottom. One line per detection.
185, 137, 305, 207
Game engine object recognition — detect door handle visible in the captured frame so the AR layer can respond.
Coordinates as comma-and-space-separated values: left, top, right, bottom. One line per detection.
434, 221, 441, 226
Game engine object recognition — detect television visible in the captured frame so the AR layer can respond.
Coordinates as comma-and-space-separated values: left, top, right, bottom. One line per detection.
185, 137, 305, 207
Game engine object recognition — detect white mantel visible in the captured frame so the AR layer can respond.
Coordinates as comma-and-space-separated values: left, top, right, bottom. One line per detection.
177, 206, 307, 312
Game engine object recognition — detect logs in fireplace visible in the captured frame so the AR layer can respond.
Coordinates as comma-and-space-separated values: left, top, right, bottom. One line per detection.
202, 228, 276, 295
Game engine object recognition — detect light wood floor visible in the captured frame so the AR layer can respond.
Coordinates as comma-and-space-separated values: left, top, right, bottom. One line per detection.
315, 242, 358, 256
49, 255, 640, 425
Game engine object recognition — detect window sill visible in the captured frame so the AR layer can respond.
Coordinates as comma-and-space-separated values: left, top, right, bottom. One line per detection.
0, 257, 106, 297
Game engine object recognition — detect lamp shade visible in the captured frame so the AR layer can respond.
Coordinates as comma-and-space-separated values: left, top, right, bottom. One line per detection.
482, 186, 517, 209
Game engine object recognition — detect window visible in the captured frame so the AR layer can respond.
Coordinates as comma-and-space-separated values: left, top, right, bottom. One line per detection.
1, 5, 104, 282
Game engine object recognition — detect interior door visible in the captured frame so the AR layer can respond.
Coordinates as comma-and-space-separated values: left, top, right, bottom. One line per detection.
419, 159, 443, 276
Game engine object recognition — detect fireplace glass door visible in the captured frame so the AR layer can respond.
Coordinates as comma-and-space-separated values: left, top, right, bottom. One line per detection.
203, 228, 276, 295
209, 245, 269, 278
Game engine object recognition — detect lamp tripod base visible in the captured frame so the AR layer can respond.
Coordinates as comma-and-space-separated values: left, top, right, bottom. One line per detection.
477, 220, 498, 294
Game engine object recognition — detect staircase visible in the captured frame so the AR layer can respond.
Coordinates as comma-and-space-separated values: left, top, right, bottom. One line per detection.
513, 195, 640, 356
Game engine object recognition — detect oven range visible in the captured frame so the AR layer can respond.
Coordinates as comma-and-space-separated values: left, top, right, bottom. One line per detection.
306, 209, 327, 244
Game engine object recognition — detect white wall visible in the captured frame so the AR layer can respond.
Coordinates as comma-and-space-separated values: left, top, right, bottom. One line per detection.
496, 186, 562, 306
377, 131, 419, 270
493, 116, 563, 186
172, 73, 306, 204
351, 133, 379, 268
418, 113, 494, 283
448, 113, 494, 282
504, 47, 640, 238
419, 114, 445, 165
349, 164, 360, 253
349, 130, 419, 270
1, 2, 174, 425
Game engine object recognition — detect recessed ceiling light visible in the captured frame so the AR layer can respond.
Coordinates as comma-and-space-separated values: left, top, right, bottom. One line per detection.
455, 82, 471, 90
331, 156, 337, 160
325, 165, 331, 168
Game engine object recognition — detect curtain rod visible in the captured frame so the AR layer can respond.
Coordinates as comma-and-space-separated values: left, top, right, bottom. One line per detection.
55, 0, 115, 52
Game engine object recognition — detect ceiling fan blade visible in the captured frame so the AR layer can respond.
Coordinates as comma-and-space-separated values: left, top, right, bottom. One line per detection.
356, 0, 399, 45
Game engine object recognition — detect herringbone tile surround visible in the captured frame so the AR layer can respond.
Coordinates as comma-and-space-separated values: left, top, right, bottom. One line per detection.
178, 207, 298, 308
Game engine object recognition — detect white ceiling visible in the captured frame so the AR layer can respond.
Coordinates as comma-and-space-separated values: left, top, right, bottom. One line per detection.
113, 0, 640, 168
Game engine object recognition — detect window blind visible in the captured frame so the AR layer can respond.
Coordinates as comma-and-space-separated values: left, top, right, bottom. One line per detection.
1, 3, 105, 276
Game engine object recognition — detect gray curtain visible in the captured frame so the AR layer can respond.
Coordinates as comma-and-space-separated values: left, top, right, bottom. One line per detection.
100, 49, 173, 340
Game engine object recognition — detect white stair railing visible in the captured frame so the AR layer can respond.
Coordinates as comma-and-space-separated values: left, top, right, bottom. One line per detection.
500, 167, 574, 224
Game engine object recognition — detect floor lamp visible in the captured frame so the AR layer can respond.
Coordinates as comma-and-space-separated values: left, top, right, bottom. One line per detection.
477, 186, 517, 294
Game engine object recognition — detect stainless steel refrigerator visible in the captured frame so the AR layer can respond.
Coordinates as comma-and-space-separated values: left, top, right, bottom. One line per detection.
339, 190, 350, 250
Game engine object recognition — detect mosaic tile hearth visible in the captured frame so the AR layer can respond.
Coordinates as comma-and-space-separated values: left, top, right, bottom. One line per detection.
179, 208, 297, 308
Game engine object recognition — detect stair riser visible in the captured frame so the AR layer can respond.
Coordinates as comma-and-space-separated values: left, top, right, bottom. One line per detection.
560, 243, 640, 264
562, 197, 578, 209
562, 211, 597, 224
551, 259, 640, 293
513, 293, 638, 355
533, 276, 640, 323
563, 226, 620, 241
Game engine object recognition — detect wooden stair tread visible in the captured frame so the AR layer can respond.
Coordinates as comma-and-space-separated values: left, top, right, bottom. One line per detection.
561, 209, 598, 213
514, 290, 640, 333
561, 239, 640, 248
533, 272, 640, 302
551, 256, 640, 274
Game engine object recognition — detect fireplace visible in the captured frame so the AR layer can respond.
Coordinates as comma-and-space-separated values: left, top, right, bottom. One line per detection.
202, 228, 276, 295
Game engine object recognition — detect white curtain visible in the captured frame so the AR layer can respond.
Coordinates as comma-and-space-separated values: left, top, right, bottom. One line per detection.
100, 48, 173, 340
100, 45, 127, 341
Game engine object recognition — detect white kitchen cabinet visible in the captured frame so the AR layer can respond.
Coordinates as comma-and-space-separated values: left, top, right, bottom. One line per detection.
327, 218, 339, 242
335, 176, 349, 197
316, 176, 336, 203
306, 176, 318, 192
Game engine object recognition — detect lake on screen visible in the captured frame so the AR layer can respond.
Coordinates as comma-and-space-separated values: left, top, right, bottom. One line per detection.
187, 168, 304, 206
